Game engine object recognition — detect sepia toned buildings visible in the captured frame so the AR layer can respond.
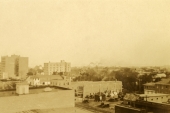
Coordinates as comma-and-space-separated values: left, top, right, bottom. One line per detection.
70, 81, 122, 98
26, 75, 71, 88
144, 78, 170, 94
0, 55, 28, 79
44, 60, 71, 75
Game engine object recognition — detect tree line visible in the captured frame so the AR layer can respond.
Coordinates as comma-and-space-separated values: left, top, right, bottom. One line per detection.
73, 67, 165, 93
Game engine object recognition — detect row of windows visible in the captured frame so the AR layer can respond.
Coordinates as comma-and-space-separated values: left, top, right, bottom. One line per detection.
156, 85, 169, 89
48, 67, 70, 69
47, 64, 70, 66
145, 85, 170, 89
150, 96, 169, 101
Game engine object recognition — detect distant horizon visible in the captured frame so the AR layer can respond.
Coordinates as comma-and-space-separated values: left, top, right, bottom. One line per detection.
1, 0, 170, 68
1, 54, 170, 68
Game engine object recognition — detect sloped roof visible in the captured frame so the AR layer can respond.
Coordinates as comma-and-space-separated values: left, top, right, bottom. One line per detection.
154, 73, 166, 78
124, 93, 138, 101
143, 82, 155, 86
155, 78, 170, 84
30, 75, 63, 80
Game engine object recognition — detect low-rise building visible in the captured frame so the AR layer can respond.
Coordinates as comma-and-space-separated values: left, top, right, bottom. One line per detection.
137, 93, 170, 103
154, 73, 166, 78
70, 81, 122, 98
51, 78, 71, 88
143, 82, 155, 94
144, 78, 170, 94
26, 75, 71, 88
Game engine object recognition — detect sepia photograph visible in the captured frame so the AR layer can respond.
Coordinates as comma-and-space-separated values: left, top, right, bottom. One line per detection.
0, 0, 170, 113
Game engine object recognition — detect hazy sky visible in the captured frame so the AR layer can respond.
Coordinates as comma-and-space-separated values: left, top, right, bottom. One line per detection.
0, 0, 170, 67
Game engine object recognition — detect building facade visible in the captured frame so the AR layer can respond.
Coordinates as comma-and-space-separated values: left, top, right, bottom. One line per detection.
70, 81, 122, 98
0, 55, 28, 79
26, 75, 71, 87
144, 78, 170, 94
138, 93, 170, 103
143, 83, 156, 94
44, 60, 71, 75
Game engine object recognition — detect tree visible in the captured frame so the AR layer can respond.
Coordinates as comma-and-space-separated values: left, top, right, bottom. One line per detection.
27, 72, 33, 76
28, 68, 36, 75
52, 72, 57, 75
115, 68, 138, 92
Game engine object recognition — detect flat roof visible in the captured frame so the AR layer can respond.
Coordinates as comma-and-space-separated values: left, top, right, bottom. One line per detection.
138, 93, 170, 97
72, 81, 122, 84
16, 82, 29, 85
19, 107, 93, 113
0, 86, 71, 97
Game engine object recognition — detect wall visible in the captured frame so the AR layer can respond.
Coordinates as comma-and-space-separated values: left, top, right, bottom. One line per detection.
44, 61, 71, 75
18, 57, 28, 78
144, 95, 170, 103
155, 84, 170, 94
144, 89, 155, 94
83, 81, 122, 97
0, 90, 75, 113
70, 81, 122, 98
51, 79, 71, 88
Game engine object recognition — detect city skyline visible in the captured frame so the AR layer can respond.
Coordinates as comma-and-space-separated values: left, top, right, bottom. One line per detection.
0, 0, 170, 67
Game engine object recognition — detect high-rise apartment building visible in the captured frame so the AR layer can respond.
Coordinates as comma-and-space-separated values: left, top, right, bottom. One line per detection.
0, 55, 28, 79
44, 60, 71, 75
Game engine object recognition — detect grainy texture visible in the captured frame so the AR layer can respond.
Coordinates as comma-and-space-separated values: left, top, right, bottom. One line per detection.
0, 90, 74, 113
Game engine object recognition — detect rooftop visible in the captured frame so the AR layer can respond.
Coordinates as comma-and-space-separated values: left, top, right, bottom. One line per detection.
0, 86, 70, 97
30, 75, 63, 80
16, 107, 93, 113
143, 82, 155, 86
138, 93, 170, 97
72, 81, 122, 83
143, 78, 170, 86
155, 78, 170, 84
